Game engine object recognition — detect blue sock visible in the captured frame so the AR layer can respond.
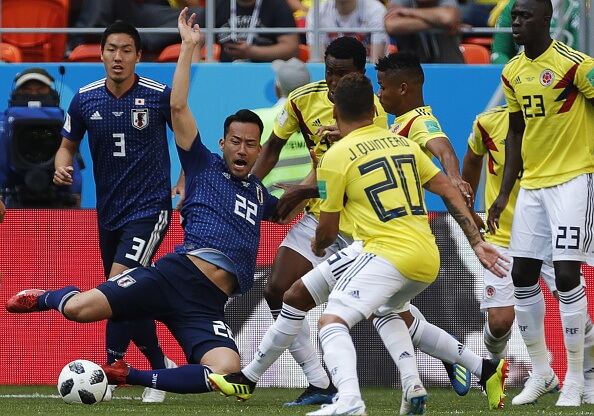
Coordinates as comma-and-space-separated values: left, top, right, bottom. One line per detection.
127, 364, 213, 394
37, 286, 80, 314
106, 319, 132, 364
130, 319, 167, 369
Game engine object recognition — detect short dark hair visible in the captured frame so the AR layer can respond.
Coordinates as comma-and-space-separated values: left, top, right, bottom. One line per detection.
101, 20, 142, 52
375, 51, 424, 84
334, 73, 374, 122
224, 109, 264, 138
535, 0, 553, 16
325, 36, 367, 71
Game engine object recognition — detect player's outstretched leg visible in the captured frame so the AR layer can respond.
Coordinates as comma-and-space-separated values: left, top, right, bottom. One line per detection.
6, 287, 80, 314
208, 371, 256, 401
479, 359, 509, 409
402, 306, 472, 396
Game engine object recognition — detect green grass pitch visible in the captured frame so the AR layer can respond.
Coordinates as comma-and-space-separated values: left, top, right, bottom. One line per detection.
0, 385, 592, 415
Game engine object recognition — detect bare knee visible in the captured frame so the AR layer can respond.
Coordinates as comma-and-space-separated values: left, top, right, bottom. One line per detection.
62, 290, 112, 323
202, 347, 240, 374
488, 307, 515, 338
264, 248, 313, 310
283, 280, 316, 312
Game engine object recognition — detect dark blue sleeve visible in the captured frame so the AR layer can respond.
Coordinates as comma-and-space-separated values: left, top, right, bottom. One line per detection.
160, 86, 173, 131
69, 155, 83, 194
262, 190, 279, 221
176, 131, 214, 175
61, 92, 85, 142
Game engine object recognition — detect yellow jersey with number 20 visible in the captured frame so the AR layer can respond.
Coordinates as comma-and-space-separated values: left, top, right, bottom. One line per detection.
317, 124, 441, 283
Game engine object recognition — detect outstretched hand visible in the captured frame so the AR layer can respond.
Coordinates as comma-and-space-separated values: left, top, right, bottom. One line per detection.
473, 241, 510, 278
178, 7, 200, 45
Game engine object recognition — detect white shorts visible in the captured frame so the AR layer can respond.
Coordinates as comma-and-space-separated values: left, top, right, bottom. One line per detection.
509, 174, 594, 265
302, 241, 363, 306
480, 244, 558, 310
280, 212, 354, 267
324, 253, 430, 328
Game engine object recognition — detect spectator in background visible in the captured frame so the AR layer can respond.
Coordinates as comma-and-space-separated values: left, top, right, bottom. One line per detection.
0, 199, 5, 222
490, 0, 578, 64
195, 0, 300, 62
252, 58, 312, 198
306, 0, 390, 63
384, 0, 465, 63
460, 0, 498, 28
66, 0, 203, 59
0, 68, 82, 208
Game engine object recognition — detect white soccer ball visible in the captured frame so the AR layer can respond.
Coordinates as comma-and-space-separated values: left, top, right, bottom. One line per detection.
57, 359, 108, 405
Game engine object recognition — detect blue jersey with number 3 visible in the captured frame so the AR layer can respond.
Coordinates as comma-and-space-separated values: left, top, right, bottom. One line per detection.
175, 132, 278, 295
62, 75, 172, 230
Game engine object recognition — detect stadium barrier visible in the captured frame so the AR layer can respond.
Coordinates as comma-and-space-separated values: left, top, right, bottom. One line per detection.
2, 210, 592, 388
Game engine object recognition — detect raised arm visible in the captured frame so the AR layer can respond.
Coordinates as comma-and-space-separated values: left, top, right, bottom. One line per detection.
171, 8, 200, 151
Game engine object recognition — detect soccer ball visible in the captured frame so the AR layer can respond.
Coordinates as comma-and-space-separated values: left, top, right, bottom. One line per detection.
57, 359, 108, 405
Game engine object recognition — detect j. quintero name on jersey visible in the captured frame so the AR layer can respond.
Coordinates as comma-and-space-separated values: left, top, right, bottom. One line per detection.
347, 136, 411, 160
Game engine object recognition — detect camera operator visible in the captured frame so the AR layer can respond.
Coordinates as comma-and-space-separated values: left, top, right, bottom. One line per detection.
0, 68, 82, 208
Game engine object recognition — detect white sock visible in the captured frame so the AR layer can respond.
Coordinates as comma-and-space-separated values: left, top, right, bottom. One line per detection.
483, 324, 511, 360
558, 285, 587, 382
374, 313, 419, 386
409, 317, 483, 377
288, 318, 330, 389
514, 284, 551, 376
243, 303, 306, 383
319, 323, 361, 405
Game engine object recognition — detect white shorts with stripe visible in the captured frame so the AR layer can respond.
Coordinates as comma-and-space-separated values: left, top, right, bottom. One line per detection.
510, 173, 594, 266
323, 253, 430, 328
280, 212, 354, 267
480, 243, 558, 310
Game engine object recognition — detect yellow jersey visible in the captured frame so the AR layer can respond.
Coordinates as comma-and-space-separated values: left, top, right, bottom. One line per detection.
274, 80, 388, 235
389, 106, 448, 159
317, 124, 441, 283
467, 106, 517, 247
501, 40, 594, 189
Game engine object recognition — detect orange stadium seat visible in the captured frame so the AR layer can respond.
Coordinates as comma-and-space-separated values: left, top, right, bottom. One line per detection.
1, 43, 24, 63
298, 44, 309, 62
463, 36, 493, 48
157, 43, 220, 62
0, 0, 69, 62
459, 43, 491, 64
67, 43, 102, 62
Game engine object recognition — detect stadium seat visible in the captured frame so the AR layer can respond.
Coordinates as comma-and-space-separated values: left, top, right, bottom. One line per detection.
67, 44, 102, 62
156, 43, 220, 62
463, 36, 493, 48
1, 43, 24, 63
459, 43, 491, 64
298, 44, 309, 62
0, 0, 69, 62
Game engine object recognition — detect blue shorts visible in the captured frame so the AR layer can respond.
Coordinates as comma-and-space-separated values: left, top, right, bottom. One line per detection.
98, 210, 171, 277
96, 253, 238, 363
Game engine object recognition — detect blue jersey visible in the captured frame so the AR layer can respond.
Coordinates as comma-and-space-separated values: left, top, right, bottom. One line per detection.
62, 75, 172, 230
175, 133, 278, 296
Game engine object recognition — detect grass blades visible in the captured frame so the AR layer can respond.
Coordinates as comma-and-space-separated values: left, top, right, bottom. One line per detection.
0, 385, 592, 415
